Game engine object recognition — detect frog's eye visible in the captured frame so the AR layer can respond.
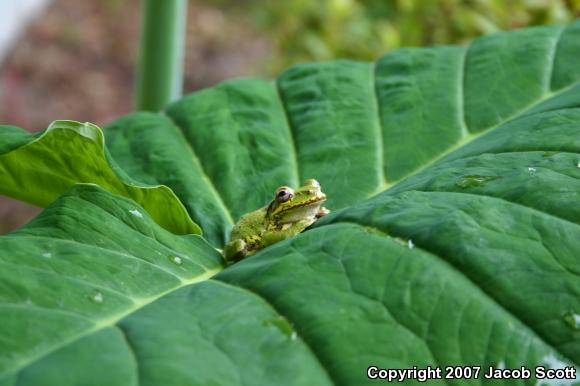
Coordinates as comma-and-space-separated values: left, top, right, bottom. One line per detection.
304, 179, 320, 188
275, 187, 294, 203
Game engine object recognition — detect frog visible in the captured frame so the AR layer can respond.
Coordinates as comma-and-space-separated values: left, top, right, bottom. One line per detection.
224, 179, 330, 263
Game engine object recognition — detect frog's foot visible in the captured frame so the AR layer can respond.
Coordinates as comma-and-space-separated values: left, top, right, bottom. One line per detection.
316, 206, 330, 218
262, 230, 293, 247
224, 239, 247, 264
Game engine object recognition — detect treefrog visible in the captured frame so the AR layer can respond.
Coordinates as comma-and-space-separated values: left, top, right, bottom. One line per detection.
224, 179, 329, 263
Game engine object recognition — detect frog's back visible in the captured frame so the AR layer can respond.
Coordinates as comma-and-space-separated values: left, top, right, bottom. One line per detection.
224, 207, 267, 261
230, 208, 266, 241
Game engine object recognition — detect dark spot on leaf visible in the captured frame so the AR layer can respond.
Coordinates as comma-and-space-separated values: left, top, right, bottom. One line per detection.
455, 175, 502, 189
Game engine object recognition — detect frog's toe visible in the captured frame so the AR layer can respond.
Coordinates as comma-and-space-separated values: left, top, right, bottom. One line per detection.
316, 207, 330, 218
224, 239, 247, 264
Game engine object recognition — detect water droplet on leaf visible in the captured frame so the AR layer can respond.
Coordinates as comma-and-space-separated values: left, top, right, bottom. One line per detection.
129, 209, 143, 218
562, 310, 580, 330
455, 175, 501, 189
42, 252, 52, 258
407, 239, 414, 249
169, 256, 183, 265
90, 292, 104, 304
527, 167, 536, 173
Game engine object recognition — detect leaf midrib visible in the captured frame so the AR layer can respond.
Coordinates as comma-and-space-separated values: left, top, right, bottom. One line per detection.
4, 266, 221, 378
4, 235, 187, 282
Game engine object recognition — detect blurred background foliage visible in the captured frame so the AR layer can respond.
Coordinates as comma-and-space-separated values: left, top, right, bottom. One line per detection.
1, 0, 579, 131
219, 0, 579, 73
0, 0, 579, 233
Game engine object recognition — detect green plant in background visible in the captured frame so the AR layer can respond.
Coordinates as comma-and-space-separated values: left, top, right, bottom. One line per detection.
0, 17, 579, 383
136, 0, 187, 111
219, 0, 580, 73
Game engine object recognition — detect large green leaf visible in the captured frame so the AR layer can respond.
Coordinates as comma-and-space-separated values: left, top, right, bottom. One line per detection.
0, 121, 200, 235
1, 21, 580, 385
0, 185, 330, 385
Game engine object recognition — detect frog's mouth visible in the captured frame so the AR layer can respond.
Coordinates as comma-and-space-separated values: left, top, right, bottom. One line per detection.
276, 196, 326, 222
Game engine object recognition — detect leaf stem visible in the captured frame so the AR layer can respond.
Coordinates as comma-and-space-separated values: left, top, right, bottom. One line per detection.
135, 0, 187, 111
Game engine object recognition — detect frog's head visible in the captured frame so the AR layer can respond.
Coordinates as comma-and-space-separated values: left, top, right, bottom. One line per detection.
267, 179, 327, 224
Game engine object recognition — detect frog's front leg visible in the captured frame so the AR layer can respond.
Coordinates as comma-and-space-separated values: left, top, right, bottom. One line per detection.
316, 207, 330, 218
262, 218, 316, 248
224, 239, 247, 264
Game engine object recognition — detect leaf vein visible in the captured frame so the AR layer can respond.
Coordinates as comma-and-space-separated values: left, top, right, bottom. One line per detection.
114, 325, 140, 386
210, 279, 338, 386
331, 221, 579, 367
371, 61, 387, 185
380, 75, 580, 195
547, 25, 566, 92
162, 112, 234, 225
274, 80, 301, 187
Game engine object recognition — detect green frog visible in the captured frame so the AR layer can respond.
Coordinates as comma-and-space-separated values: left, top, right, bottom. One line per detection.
224, 179, 329, 263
